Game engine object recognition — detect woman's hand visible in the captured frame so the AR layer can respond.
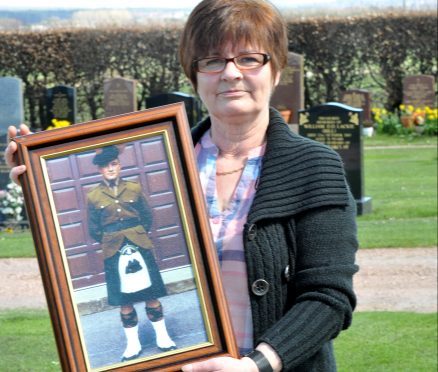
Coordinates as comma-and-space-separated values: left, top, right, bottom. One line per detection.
182, 343, 282, 371
5, 124, 31, 184
181, 356, 258, 372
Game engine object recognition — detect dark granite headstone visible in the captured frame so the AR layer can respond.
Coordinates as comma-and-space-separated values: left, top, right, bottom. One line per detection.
104, 78, 137, 117
146, 92, 202, 128
45, 85, 77, 129
403, 75, 436, 108
341, 89, 373, 126
270, 52, 304, 125
299, 102, 372, 215
0, 76, 24, 190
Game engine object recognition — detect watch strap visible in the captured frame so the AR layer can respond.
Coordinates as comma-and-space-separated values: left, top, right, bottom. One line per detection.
245, 349, 274, 372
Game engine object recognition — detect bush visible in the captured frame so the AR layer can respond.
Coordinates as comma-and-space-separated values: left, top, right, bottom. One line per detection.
0, 182, 24, 223
0, 12, 436, 128
288, 12, 437, 110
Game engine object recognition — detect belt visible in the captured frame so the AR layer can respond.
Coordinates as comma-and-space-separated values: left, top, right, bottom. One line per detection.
103, 218, 141, 234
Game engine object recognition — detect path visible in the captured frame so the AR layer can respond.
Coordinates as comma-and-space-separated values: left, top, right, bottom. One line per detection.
0, 247, 436, 312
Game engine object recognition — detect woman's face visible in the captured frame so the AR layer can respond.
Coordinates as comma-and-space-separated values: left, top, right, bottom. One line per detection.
196, 43, 280, 122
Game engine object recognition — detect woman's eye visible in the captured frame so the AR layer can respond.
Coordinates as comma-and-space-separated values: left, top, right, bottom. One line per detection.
205, 58, 223, 67
239, 56, 259, 65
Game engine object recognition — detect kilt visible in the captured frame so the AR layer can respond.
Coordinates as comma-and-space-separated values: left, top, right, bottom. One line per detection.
104, 246, 167, 306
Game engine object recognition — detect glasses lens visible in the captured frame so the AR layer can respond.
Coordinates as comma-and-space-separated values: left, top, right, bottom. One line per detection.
197, 58, 225, 73
235, 53, 265, 69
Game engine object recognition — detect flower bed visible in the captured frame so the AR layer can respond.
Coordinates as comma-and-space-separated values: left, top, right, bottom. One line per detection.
372, 105, 437, 136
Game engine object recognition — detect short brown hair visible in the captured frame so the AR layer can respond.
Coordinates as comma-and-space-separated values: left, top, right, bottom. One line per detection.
179, 0, 288, 90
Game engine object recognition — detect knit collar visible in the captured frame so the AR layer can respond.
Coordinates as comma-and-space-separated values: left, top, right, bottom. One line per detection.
192, 108, 350, 222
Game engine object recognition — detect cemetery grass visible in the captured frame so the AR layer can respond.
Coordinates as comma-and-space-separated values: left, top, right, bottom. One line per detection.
0, 230, 35, 258
0, 310, 435, 372
335, 312, 437, 372
0, 134, 436, 257
0, 310, 60, 371
358, 136, 437, 248
364, 132, 437, 147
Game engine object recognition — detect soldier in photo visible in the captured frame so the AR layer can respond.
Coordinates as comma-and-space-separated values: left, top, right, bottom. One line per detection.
87, 145, 176, 361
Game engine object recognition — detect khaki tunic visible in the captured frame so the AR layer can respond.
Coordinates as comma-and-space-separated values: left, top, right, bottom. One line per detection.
87, 179, 153, 259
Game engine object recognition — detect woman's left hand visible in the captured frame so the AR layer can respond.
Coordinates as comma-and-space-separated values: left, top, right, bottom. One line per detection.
181, 356, 257, 372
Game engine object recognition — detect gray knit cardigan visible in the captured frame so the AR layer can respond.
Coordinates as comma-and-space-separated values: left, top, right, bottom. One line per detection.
191, 108, 359, 371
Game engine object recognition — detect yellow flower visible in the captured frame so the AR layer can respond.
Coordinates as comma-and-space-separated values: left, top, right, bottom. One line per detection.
47, 119, 71, 130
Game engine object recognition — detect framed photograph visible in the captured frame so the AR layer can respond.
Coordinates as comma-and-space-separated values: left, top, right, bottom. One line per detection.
13, 103, 238, 371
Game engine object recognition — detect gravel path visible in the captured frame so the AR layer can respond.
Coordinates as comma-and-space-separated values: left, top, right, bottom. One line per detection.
0, 247, 436, 312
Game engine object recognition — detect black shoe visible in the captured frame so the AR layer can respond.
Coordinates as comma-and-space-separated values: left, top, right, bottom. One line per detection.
158, 345, 177, 352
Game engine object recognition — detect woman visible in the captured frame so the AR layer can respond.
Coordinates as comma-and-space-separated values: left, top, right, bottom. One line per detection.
6, 1, 358, 371
180, 1, 358, 371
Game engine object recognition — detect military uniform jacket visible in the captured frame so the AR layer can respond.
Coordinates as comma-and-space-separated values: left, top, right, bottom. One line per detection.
87, 179, 153, 259
192, 108, 359, 371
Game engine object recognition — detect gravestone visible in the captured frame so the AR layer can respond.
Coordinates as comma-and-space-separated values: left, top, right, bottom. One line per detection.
299, 102, 372, 215
270, 52, 304, 128
104, 77, 137, 117
146, 92, 202, 128
341, 89, 373, 127
45, 85, 77, 129
403, 75, 436, 108
0, 77, 24, 133
0, 133, 9, 190
0, 76, 24, 190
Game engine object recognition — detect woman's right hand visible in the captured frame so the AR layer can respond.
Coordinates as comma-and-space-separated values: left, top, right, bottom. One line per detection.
5, 124, 31, 184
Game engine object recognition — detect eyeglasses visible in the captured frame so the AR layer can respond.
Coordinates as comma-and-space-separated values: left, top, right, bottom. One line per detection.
193, 53, 271, 73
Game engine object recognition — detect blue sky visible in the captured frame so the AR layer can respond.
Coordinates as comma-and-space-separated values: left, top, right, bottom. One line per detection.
0, 0, 337, 10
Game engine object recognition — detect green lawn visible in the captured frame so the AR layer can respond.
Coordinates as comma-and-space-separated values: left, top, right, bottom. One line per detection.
335, 312, 437, 372
363, 132, 437, 147
0, 310, 435, 371
1, 134, 436, 255
0, 310, 60, 372
357, 141, 437, 248
0, 134, 436, 371
0, 230, 35, 258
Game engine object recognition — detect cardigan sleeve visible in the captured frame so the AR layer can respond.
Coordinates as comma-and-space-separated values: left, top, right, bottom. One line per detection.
257, 191, 359, 370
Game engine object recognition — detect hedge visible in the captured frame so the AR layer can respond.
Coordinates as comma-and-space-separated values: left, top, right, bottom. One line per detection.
0, 11, 436, 129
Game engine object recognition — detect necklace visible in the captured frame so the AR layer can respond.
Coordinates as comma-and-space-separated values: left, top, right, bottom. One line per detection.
216, 165, 246, 176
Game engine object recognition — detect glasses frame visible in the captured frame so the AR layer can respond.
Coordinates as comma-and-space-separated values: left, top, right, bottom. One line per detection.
192, 53, 271, 73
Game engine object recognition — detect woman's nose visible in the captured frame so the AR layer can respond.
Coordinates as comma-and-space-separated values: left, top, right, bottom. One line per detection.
221, 60, 243, 80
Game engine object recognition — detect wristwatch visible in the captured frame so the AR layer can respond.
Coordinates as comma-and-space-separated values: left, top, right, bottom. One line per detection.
245, 349, 274, 372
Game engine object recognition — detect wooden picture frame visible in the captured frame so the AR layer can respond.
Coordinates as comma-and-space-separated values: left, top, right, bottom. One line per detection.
13, 103, 238, 371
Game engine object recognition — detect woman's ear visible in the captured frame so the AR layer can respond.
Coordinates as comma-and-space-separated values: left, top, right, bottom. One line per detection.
273, 71, 281, 87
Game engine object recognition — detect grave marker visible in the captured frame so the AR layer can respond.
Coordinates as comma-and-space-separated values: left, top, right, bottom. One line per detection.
403, 75, 436, 108
0, 76, 24, 189
299, 102, 372, 215
45, 85, 77, 129
104, 77, 137, 117
146, 92, 202, 128
270, 52, 304, 126
0, 76, 24, 133
341, 89, 373, 126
